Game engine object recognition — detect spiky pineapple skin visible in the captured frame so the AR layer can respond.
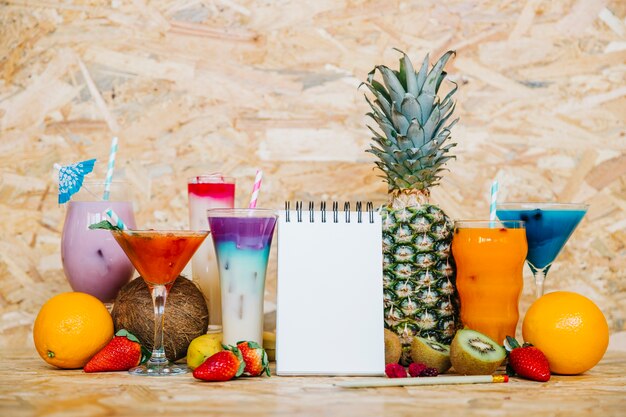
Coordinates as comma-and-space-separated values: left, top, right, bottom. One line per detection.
381, 203, 461, 365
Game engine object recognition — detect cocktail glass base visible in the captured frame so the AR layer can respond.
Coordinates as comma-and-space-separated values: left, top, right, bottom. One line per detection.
129, 362, 188, 376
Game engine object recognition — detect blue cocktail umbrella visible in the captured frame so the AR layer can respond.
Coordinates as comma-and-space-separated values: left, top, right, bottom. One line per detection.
55, 159, 97, 204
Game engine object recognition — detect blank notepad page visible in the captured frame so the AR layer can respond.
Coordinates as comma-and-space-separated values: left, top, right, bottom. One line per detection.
276, 205, 384, 375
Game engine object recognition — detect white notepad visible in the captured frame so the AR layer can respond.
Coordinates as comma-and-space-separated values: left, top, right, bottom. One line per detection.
276, 202, 384, 375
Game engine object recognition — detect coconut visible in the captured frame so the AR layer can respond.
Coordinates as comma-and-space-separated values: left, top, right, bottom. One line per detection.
111, 276, 209, 361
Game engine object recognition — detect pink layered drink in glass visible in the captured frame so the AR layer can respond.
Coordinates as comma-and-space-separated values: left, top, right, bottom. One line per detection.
188, 175, 235, 330
61, 181, 136, 303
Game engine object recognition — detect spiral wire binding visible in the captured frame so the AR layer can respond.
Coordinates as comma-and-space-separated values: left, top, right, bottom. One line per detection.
296, 201, 303, 222
309, 201, 315, 223
284, 201, 375, 223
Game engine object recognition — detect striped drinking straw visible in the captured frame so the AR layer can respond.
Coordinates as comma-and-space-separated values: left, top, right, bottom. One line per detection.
105, 208, 127, 230
248, 170, 263, 209
490, 179, 499, 224
102, 136, 118, 201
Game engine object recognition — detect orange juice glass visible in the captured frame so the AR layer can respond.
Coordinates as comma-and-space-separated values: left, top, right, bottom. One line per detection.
452, 220, 527, 344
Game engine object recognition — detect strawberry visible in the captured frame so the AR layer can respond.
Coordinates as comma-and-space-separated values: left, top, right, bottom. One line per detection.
84, 329, 148, 373
236, 341, 270, 377
506, 336, 551, 382
192, 346, 245, 382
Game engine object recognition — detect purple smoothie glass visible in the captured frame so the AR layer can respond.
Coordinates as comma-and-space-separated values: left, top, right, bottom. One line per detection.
61, 181, 136, 303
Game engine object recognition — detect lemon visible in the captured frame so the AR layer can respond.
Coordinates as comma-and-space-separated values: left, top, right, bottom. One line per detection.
186, 333, 223, 370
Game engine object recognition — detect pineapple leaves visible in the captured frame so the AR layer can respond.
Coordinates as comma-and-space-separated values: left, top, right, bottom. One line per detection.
441, 80, 458, 108
365, 96, 386, 122
396, 135, 413, 152
407, 120, 426, 148
362, 49, 458, 191
371, 80, 391, 102
379, 120, 398, 140
405, 158, 421, 171
438, 96, 455, 120
422, 105, 441, 142
435, 108, 458, 138
436, 70, 448, 92
416, 54, 429, 93
400, 95, 421, 124
434, 128, 456, 148
367, 125, 390, 146
376, 98, 392, 120
378, 66, 406, 111
416, 92, 434, 125
391, 106, 410, 136
404, 55, 418, 97
368, 127, 402, 157
422, 50, 455, 98
363, 71, 392, 104
444, 117, 459, 133
397, 58, 407, 91
366, 67, 375, 84
368, 111, 398, 140
362, 85, 392, 120
367, 147, 402, 168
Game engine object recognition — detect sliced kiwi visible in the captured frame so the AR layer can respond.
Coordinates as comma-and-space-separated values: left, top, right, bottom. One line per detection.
410, 336, 451, 374
384, 329, 402, 364
450, 329, 506, 375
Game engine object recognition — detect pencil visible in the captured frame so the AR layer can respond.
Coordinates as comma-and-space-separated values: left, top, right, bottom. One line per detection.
334, 374, 509, 388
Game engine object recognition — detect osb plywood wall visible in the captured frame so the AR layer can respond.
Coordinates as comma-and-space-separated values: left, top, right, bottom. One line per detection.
0, 0, 625, 349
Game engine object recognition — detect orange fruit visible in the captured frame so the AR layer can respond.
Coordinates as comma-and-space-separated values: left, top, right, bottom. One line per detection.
522, 291, 609, 375
33, 292, 114, 369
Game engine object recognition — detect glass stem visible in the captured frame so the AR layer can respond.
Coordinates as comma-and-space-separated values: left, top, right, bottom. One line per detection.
149, 284, 168, 365
533, 269, 547, 299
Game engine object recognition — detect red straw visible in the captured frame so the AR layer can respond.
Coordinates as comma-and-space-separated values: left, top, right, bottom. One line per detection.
248, 170, 263, 208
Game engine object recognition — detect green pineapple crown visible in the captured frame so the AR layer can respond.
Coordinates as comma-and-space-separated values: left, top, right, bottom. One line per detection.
362, 49, 458, 194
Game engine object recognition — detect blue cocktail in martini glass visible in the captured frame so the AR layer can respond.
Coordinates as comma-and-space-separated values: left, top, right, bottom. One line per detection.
496, 203, 588, 298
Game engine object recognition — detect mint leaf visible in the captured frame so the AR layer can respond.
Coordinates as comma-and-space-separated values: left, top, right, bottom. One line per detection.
88, 220, 121, 231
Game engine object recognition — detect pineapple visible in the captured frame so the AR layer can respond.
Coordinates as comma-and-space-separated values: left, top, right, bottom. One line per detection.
362, 50, 461, 364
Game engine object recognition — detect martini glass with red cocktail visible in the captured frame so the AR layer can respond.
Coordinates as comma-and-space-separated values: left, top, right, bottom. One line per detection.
110, 229, 208, 376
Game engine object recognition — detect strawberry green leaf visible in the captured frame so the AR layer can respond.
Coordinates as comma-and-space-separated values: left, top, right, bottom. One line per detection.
232, 347, 245, 378
261, 350, 270, 377
238, 340, 262, 350
236, 358, 246, 378
140, 345, 151, 364
115, 329, 139, 344
505, 336, 520, 351
223, 344, 238, 352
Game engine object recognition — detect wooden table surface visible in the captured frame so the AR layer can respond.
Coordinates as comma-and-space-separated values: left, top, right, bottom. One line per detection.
1, 349, 625, 417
